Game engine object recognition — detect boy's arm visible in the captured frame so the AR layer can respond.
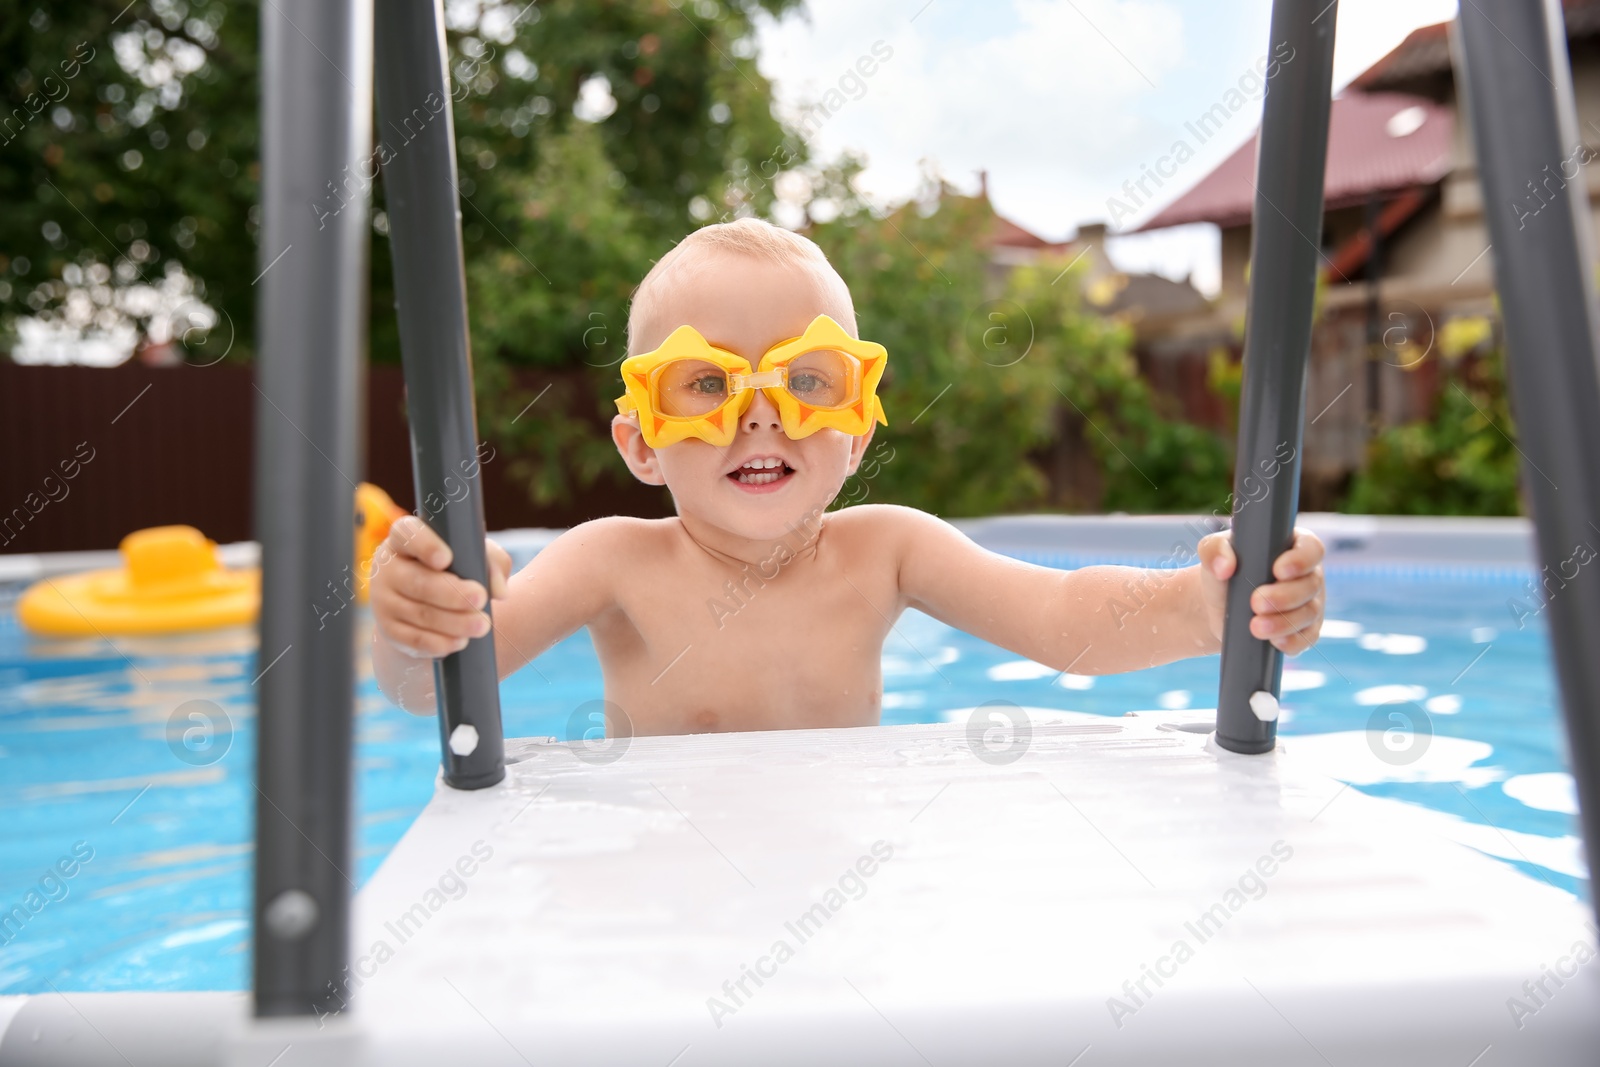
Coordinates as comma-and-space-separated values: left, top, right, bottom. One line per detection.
371, 516, 625, 713
880, 504, 1323, 674
487, 517, 628, 679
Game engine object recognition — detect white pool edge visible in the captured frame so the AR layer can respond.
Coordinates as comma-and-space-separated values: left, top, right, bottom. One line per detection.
0, 512, 1537, 586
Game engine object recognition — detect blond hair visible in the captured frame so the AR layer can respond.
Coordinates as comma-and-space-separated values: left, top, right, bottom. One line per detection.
627, 217, 856, 354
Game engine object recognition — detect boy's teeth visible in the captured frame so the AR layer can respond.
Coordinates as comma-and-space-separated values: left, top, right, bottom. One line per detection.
732, 457, 789, 484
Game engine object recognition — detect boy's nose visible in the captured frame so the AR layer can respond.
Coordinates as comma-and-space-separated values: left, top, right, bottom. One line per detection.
741, 388, 783, 433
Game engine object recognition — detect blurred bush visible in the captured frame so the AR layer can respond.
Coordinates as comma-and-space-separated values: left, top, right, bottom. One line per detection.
1343, 339, 1522, 517
812, 168, 1232, 516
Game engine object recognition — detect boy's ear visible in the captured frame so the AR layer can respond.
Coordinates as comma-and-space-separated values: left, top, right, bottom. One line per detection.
612, 414, 667, 486
844, 424, 876, 477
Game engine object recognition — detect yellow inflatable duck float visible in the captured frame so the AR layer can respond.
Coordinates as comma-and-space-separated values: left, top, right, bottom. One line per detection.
353, 482, 406, 600
17, 483, 407, 637
18, 525, 259, 637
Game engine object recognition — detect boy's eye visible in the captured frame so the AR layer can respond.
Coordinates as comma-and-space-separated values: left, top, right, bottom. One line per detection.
657, 359, 732, 416
789, 371, 828, 395
783, 349, 854, 407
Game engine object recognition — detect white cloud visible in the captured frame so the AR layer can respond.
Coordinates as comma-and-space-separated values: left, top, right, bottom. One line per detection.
757, 0, 1460, 291
1106, 222, 1219, 294
758, 0, 1185, 228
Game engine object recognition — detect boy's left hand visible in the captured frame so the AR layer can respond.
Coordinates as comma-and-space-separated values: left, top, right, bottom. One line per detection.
1197, 528, 1326, 654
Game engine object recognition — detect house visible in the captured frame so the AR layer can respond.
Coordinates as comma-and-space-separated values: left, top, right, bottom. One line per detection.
976, 172, 1210, 347
1131, 0, 1600, 503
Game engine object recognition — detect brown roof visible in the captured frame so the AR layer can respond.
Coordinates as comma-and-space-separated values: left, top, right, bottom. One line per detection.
1140, 4, 1600, 232
1355, 1, 1600, 95
986, 211, 1070, 251
1349, 22, 1453, 95
1135, 92, 1453, 232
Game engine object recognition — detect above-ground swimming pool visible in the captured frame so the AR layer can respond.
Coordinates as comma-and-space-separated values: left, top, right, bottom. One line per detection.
0, 514, 1583, 995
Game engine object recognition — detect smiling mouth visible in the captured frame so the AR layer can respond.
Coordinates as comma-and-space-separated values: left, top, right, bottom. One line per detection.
728, 463, 795, 486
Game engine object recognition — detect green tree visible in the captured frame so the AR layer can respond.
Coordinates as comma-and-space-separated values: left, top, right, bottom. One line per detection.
1006, 256, 1233, 513
812, 171, 1232, 517
1343, 348, 1522, 516
0, 2, 259, 359
811, 171, 1053, 515
2, 0, 806, 503
5, 0, 1231, 518
440, 0, 809, 505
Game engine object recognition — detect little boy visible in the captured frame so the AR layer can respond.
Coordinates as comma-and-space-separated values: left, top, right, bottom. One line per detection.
371, 218, 1325, 734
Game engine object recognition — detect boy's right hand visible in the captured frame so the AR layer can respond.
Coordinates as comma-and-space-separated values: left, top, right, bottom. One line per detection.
370, 515, 510, 659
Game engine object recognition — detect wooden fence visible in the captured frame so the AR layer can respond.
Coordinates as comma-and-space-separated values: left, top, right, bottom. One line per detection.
0, 362, 672, 555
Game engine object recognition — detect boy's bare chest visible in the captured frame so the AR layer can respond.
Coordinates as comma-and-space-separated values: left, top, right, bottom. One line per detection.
591, 549, 901, 734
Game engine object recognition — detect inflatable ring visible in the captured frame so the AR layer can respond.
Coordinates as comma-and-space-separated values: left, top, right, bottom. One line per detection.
18, 483, 408, 637
17, 525, 260, 637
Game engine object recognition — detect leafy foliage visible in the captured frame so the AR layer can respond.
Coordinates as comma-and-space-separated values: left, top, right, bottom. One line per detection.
438, 0, 812, 504
2, 0, 810, 504
815, 172, 1232, 517
1004, 251, 1233, 514
0, 1, 258, 359
1343, 347, 1522, 516
812, 172, 1054, 515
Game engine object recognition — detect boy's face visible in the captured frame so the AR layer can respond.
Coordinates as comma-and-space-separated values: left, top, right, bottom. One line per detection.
612, 250, 874, 543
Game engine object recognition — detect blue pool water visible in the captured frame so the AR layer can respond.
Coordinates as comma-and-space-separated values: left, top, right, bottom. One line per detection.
0, 556, 1584, 994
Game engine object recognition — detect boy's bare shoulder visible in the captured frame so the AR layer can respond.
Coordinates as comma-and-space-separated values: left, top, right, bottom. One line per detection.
823, 503, 950, 562
826, 503, 942, 538
543, 514, 680, 560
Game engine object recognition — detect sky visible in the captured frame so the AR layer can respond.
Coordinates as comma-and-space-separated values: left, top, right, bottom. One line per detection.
754, 0, 1460, 295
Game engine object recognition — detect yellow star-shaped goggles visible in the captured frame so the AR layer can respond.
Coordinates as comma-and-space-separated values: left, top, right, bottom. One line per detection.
614, 314, 889, 449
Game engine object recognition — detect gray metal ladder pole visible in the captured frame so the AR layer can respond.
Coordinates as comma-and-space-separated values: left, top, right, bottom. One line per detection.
1214, 0, 1339, 754
252, 0, 372, 1016
1456, 0, 1600, 925
374, 0, 506, 789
